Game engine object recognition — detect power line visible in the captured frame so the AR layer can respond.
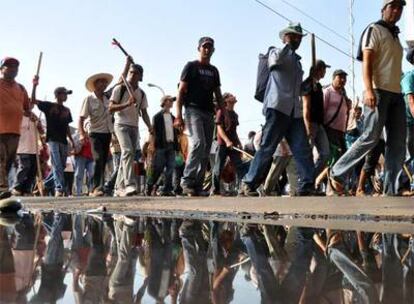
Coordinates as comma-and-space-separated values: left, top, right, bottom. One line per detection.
278, 0, 350, 43
253, 0, 355, 60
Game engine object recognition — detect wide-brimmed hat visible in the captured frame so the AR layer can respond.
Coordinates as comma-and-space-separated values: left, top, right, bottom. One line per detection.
279, 22, 307, 40
85, 73, 113, 92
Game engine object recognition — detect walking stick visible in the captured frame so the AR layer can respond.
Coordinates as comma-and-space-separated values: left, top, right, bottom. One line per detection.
232, 146, 254, 160
403, 164, 413, 183
112, 38, 135, 63
32, 52, 45, 196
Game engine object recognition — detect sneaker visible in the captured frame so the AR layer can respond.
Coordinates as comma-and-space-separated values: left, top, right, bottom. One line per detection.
0, 191, 12, 200
11, 189, 22, 196
240, 182, 259, 197
113, 189, 125, 197
181, 184, 197, 196
125, 186, 137, 196
159, 191, 175, 197
55, 191, 64, 197
195, 190, 210, 197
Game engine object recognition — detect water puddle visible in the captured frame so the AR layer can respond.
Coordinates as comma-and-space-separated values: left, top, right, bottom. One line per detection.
0, 210, 413, 303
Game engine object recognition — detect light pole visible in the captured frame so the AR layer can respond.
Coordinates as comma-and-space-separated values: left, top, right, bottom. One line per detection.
147, 83, 166, 96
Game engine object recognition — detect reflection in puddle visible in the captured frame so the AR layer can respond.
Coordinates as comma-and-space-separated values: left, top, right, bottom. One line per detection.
0, 211, 413, 303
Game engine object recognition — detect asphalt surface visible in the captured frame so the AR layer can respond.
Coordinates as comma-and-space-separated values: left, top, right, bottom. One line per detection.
19, 195, 414, 234
20, 196, 414, 233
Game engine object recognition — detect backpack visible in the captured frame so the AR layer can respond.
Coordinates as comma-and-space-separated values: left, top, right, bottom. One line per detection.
254, 46, 275, 102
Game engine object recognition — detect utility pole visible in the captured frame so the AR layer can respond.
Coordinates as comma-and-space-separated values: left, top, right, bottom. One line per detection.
349, 0, 356, 103
406, 0, 414, 47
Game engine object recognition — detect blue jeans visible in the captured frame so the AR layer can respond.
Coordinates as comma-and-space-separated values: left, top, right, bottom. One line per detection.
241, 226, 281, 304
147, 143, 176, 192
181, 107, 214, 189
332, 89, 406, 195
179, 220, 210, 304
243, 108, 315, 193
74, 156, 94, 196
328, 244, 379, 303
48, 141, 68, 192
213, 145, 249, 193
13, 154, 37, 193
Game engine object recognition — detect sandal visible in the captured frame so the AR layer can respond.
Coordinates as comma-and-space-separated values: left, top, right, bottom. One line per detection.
327, 171, 345, 196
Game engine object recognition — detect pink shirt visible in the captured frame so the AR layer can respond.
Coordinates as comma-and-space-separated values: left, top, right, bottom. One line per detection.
323, 85, 349, 132
17, 116, 37, 154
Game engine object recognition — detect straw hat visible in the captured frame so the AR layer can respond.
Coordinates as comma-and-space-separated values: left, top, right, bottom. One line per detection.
85, 73, 113, 92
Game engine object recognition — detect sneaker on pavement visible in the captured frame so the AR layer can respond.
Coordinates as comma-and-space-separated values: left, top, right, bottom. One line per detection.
11, 189, 22, 196
181, 184, 197, 196
125, 186, 137, 196
240, 182, 259, 197
55, 191, 64, 197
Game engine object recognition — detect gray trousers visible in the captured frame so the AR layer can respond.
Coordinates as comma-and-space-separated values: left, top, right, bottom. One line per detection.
310, 123, 330, 176
114, 124, 138, 190
332, 89, 406, 195
263, 156, 298, 196
181, 107, 214, 189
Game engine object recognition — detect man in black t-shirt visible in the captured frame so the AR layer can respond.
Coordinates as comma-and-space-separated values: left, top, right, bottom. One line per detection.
174, 36, 223, 196
34, 87, 74, 196
302, 60, 330, 177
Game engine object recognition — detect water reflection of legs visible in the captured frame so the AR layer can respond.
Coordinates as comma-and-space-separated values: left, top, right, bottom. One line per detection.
241, 224, 281, 304
108, 217, 138, 304
179, 220, 210, 304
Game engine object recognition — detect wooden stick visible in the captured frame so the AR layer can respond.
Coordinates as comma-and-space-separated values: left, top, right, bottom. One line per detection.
403, 164, 413, 183
112, 38, 135, 63
311, 33, 316, 67
36, 52, 43, 76
232, 146, 254, 160
32, 52, 45, 196
121, 75, 135, 98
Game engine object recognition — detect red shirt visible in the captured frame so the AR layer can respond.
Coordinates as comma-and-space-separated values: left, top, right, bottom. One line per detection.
78, 139, 93, 160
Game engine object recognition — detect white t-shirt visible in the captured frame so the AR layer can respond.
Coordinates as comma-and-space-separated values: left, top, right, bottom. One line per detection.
110, 84, 148, 127
361, 23, 403, 93
163, 112, 174, 142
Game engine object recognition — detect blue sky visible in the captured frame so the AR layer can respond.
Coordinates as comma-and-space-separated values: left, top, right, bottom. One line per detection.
2, 0, 413, 142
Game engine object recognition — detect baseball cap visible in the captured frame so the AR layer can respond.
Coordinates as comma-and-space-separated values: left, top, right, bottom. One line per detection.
0, 57, 19, 68
382, 0, 406, 9
314, 59, 331, 69
333, 69, 348, 77
54, 87, 73, 96
198, 36, 215, 48
407, 48, 414, 65
160, 95, 176, 107
129, 63, 143, 73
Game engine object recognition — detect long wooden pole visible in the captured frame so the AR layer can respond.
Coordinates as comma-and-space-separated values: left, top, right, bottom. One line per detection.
311, 33, 316, 67
32, 52, 45, 196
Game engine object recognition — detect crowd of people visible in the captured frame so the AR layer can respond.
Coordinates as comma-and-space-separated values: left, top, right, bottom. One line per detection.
0, 211, 413, 303
1, 0, 414, 199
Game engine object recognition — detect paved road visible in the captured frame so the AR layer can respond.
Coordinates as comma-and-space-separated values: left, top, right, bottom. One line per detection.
21, 196, 414, 234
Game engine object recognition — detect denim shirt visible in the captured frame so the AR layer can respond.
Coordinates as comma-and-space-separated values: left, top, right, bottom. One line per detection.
263, 45, 304, 118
